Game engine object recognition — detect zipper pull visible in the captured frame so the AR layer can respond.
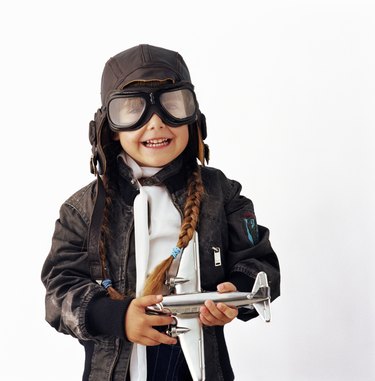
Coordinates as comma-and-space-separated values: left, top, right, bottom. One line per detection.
212, 247, 222, 267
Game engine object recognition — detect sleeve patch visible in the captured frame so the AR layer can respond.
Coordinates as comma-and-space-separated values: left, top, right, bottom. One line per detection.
243, 217, 258, 246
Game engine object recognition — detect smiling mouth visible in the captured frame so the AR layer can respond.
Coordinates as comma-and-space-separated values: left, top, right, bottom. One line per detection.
142, 138, 171, 148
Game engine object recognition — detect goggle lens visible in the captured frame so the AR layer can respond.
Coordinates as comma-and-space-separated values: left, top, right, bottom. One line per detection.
108, 97, 146, 127
160, 89, 196, 119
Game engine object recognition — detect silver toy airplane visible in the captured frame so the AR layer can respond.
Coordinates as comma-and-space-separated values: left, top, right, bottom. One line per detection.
147, 272, 271, 320
146, 235, 272, 381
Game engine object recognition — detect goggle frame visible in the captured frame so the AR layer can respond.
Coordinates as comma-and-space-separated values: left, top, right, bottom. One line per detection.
106, 83, 199, 132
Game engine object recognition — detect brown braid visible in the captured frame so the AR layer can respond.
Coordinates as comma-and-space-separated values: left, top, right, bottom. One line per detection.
99, 180, 125, 300
143, 165, 204, 296
98, 140, 125, 300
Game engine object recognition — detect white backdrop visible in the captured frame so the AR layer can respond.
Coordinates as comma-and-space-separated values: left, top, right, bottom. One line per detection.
1, 1, 374, 380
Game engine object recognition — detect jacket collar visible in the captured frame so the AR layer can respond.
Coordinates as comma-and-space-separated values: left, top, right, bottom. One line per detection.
116, 151, 192, 192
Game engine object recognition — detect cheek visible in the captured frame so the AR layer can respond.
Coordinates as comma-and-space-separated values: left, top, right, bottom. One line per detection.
178, 126, 190, 149
118, 132, 139, 151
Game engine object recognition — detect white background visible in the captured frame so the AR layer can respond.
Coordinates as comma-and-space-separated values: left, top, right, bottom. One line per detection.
1, 1, 374, 380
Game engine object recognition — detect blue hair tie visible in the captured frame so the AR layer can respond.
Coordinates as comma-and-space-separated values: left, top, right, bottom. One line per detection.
171, 247, 182, 259
101, 279, 113, 289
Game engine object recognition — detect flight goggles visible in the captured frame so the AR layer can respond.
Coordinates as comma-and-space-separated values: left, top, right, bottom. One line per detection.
107, 83, 198, 131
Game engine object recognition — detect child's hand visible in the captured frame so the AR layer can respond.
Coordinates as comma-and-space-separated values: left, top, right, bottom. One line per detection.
199, 282, 239, 326
125, 294, 177, 346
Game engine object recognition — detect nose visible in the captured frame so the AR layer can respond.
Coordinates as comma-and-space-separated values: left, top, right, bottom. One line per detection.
145, 113, 166, 130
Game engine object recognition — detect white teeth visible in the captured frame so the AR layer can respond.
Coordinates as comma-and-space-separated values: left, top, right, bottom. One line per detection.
146, 138, 168, 144
143, 138, 170, 147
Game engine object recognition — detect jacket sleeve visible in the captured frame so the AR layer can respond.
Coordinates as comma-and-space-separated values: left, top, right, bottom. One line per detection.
223, 177, 281, 321
41, 195, 132, 341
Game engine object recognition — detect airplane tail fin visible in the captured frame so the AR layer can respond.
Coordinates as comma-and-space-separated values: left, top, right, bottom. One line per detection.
251, 272, 271, 322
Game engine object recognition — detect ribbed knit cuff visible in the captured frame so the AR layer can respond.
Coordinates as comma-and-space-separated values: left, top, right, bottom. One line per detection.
86, 294, 134, 340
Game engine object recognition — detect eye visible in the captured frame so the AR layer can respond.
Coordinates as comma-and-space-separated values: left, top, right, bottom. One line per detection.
109, 97, 146, 126
164, 100, 180, 110
160, 89, 196, 118
160, 91, 186, 118
123, 98, 144, 114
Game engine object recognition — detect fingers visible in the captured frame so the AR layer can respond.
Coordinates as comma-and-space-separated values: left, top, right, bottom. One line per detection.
200, 299, 238, 326
133, 324, 177, 346
148, 314, 174, 327
127, 317, 177, 346
125, 296, 177, 346
217, 302, 238, 320
217, 282, 237, 293
135, 294, 163, 308
200, 282, 238, 326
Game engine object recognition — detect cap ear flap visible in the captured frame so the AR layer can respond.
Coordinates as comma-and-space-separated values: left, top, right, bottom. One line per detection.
196, 112, 209, 165
89, 108, 107, 175
89, 119, 97, 146
197, 126, 210, 165
89, 118, 98, 174
198, 112, 207, 140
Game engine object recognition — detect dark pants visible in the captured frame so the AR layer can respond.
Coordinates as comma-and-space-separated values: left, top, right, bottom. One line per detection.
146, 343, 192, 381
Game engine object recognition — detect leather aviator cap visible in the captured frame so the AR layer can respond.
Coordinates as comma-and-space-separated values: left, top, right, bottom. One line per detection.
89, 44, 208, 175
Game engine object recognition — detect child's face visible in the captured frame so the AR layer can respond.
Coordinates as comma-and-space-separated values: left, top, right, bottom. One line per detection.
115, 113, 189, 167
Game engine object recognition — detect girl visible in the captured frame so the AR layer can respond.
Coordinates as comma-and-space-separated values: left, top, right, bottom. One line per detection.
42, 44, 280, 381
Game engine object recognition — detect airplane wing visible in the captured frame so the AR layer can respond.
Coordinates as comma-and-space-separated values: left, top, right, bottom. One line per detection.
176, 316, 205, 381
174, 232, 206, 381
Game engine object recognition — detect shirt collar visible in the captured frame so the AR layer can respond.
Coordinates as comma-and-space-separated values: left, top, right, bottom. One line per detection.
119, 152, 161, 180
116, 150, 190, 190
